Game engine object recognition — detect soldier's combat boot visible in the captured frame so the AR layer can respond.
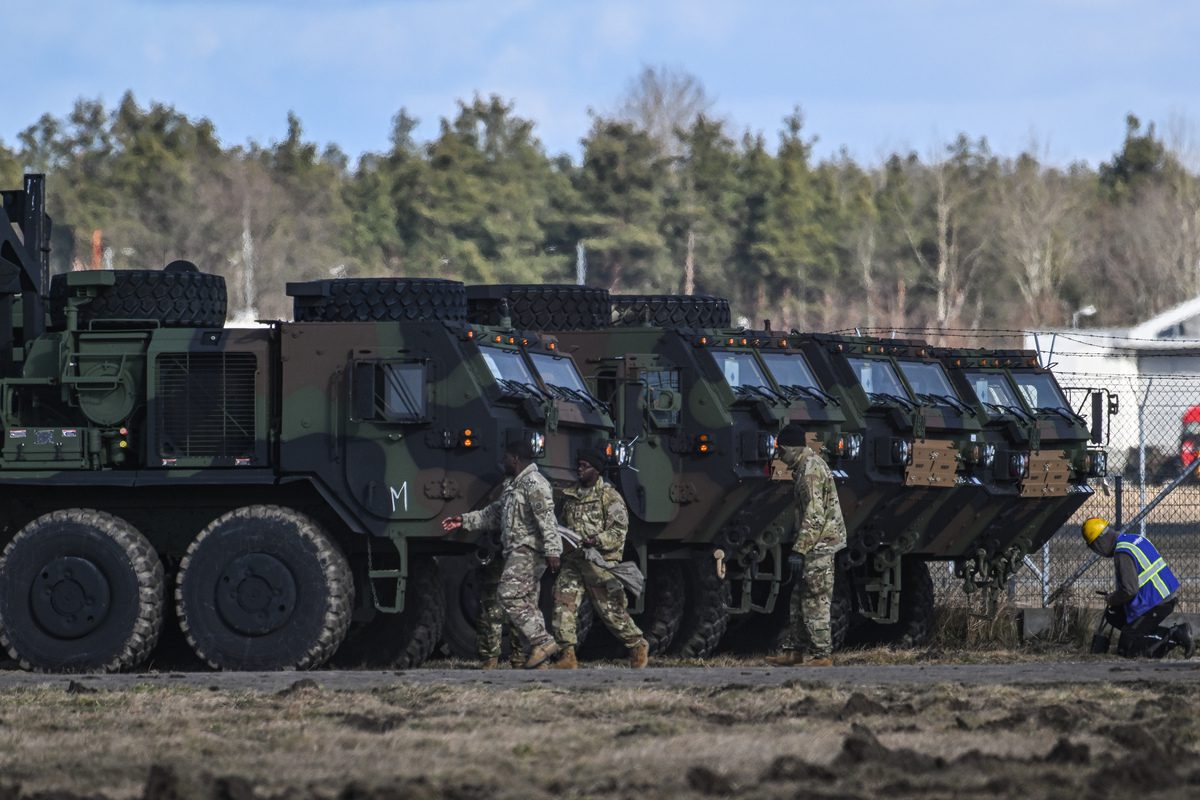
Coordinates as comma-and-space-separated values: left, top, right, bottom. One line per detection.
628, 639, 649, 669
480, 657, 500, 670
552, 646, 578, 669
804, 656, 834, 667
525, 640, 560, 669
764, 650, 804, 667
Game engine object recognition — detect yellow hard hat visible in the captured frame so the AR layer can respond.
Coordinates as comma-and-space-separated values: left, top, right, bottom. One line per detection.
1082, 517, 1109, 544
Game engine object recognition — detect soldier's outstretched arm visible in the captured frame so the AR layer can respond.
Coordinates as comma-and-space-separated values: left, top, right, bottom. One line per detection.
461, 496, 503, 534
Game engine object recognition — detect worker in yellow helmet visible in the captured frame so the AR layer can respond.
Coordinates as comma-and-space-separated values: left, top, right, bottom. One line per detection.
1082, 517, 1194, 658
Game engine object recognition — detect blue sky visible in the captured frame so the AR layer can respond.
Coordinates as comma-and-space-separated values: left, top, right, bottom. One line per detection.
5, 0, 1198, 166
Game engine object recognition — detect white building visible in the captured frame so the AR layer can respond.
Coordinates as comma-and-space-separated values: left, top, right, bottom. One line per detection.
1025, 298, 1200, 474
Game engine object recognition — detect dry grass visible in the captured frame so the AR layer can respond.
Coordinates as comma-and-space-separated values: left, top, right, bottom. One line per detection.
0, 677, 1198, 800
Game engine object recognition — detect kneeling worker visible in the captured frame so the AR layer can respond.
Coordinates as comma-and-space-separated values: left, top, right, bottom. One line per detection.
1082, 517, 1194, 658
552, 450, 649, 668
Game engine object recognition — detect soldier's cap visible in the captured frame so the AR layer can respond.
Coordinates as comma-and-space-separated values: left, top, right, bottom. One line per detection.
777, 425, 806, 448
577, 449, 606, 471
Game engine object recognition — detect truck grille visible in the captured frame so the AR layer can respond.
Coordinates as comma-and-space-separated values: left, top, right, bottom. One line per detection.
156, 352, 257, 458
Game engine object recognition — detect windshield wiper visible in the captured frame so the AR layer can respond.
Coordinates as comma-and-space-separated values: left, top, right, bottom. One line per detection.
496, 378, 534, 397
870, 392, 917, 411
1039, 405, 1085, 424
921, 392, 975, 417
788, 384, 839, 406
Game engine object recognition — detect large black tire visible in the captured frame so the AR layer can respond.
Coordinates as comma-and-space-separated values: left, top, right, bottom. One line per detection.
288, 278, 467, 323
175, 505, 352, 670
49, 267, 227, 329
669, 557, 731, 658
436, 554, 592, 660
611, 295, 731, 328
332, 556, 445, 668
578, 559, 684, 659
0, 509, 163, 672
465, 285, 611, 330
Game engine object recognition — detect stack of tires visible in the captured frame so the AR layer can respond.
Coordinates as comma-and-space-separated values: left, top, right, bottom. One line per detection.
288, 277, 468, 322
610, 294, 731, 329
48, 261, 227, 329
465, 284, 611, 330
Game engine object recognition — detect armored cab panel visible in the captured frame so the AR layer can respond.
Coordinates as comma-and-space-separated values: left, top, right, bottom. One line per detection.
1003, 353, 1100, 553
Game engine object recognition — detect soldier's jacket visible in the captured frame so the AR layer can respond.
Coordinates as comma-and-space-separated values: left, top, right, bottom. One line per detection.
461, 463, 563, 557
781, 445, 848, 556
561, 476, 629, 563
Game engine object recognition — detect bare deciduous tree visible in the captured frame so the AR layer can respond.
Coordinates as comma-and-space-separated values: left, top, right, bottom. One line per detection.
617, 65, 714, 158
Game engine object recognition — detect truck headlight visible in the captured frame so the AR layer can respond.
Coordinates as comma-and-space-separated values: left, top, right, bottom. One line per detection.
982, 443, 996, 468
529, 431, 546, 458
763, 433, 778, 459
1086, 450, 1107, 477
1009, 452, 1029, 478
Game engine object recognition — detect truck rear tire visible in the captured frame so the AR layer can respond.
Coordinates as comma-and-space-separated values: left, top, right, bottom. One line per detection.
0, 509, 163, 672
48, 267, 227, 329
289, 278, 468, 323
333, 555, 446, 669
436, 554, 593, 660
578, 559, 684, 659
175, 505, 352, 670
668, 557, 731, 658
611, 295, 731, 328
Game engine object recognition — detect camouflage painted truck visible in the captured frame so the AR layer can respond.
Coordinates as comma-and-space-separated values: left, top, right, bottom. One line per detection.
466, 287, 794, 657
0, 175, 614, 672
772, 335, 998, 647
932, 347, 1104, 598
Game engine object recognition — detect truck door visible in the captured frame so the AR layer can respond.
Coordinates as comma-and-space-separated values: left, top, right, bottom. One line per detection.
343, 355, 448, 522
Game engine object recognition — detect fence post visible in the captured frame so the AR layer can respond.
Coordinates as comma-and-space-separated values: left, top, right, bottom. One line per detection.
1137, 379, 1154, 538
1041, 540, 1050, 607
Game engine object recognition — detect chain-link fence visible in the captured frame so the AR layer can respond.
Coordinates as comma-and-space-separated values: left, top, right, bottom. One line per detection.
932, 371, 1200, 613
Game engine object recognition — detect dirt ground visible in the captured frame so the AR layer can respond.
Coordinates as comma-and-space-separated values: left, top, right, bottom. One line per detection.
1, 652, 1199, 800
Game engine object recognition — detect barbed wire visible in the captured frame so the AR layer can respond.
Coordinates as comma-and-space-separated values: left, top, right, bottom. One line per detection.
825, 326, 1200, 357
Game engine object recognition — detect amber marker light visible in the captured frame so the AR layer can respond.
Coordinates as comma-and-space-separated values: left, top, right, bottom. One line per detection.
696, 434, 712, 455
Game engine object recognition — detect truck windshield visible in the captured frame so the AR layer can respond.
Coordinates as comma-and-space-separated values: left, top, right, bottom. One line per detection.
964, 370, 1022, 410
897, 361, 962, 404
480, 346, 537, 387
529, 352, 598, 402
1011, 371, 1071, 413
847, 357, 911, 401
714, 350, 772, 389
760, 352, 821, 390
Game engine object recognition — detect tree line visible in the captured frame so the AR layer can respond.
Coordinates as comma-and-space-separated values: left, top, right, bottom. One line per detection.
3, 72, 1198, 332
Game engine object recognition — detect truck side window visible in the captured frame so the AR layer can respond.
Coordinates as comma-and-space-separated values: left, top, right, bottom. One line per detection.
642, 369, 682, 428
354, 362, 428, 422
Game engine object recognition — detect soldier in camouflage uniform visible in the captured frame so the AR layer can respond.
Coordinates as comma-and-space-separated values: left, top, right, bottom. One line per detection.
551, 450, 649, 669
442, 440, 563, 669
766, 426, 847, 667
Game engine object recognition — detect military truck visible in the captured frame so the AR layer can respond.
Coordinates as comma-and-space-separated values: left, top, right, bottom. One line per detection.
466, 287, 795, 656
0, 175, 615, 672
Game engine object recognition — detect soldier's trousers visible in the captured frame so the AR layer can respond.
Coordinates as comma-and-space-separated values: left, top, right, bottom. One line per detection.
499, 546, 553, 648
476, 556, 522, 660
781, 550, 835, 658
553, 553, 643, 649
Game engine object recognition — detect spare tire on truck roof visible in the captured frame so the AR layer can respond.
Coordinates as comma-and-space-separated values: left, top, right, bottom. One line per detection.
288, 277, 468, 322
465, 284, 612, 330
611, 294, 731, 328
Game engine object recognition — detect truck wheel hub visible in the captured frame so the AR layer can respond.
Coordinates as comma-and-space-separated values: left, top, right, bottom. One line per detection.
217, 553, 297, 636
32, 557, 111, 638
